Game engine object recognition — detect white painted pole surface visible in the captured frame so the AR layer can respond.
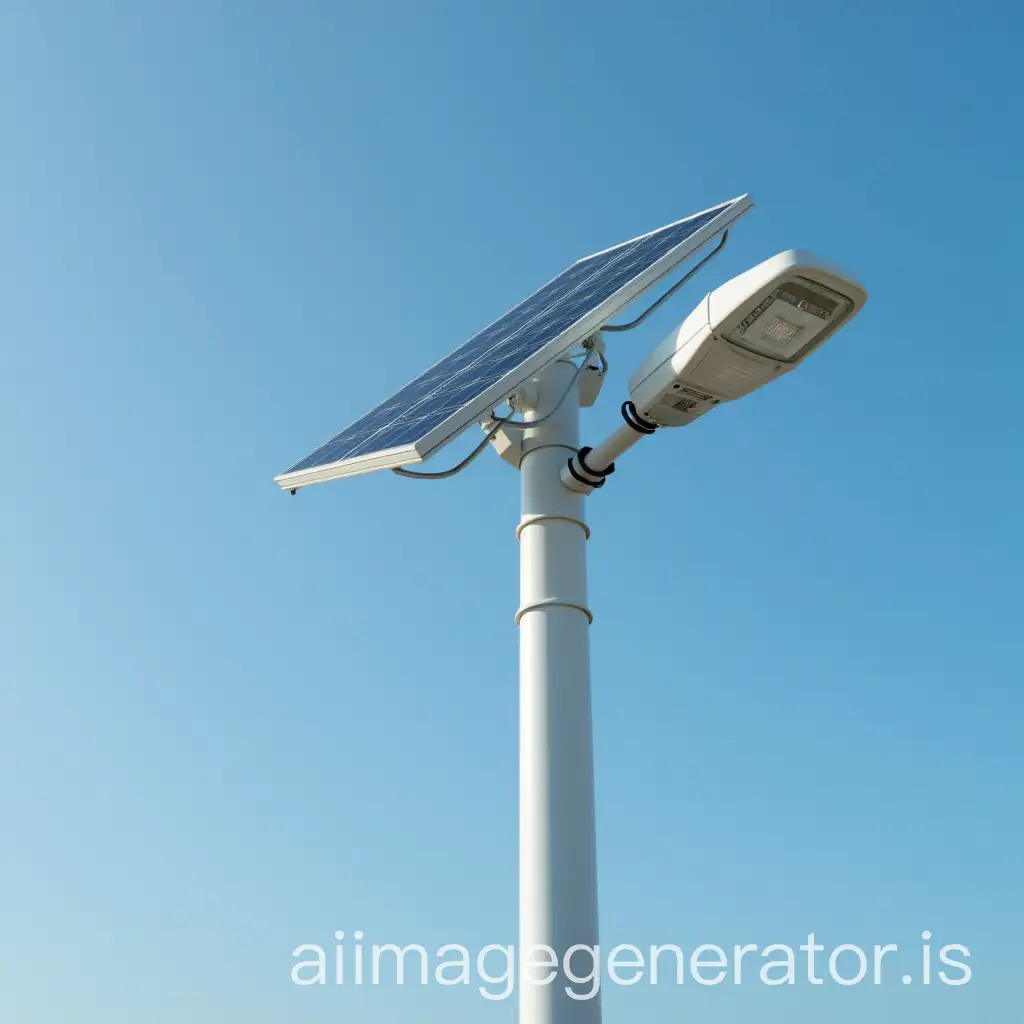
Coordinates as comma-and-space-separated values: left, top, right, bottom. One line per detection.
517, 358, 602, 1024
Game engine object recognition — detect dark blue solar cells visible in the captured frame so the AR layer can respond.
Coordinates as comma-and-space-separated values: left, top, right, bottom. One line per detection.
282, 201, 743, 477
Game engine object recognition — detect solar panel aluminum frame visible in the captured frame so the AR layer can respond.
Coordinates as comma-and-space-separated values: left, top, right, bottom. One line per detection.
275, 195, 753, 490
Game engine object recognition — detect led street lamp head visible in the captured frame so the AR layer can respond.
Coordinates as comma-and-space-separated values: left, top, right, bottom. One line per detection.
628, 250, 867, 427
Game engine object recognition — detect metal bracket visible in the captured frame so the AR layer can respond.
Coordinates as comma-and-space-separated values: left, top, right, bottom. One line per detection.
486, 423, 524, 468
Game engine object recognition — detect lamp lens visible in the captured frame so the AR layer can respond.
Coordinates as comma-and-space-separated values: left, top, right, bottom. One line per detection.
724, 277, 853, 360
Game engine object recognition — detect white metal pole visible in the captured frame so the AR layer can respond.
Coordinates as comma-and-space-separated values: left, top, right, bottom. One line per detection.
517, 357, 601, 1024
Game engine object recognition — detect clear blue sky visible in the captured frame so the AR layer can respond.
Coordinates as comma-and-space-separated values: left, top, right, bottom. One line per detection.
2, 2, 1021, 1022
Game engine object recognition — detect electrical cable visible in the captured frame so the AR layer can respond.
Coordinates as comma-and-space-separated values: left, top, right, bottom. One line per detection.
601, 230, 729, 333
391, 421, 503, 480
621, 400, 658, 434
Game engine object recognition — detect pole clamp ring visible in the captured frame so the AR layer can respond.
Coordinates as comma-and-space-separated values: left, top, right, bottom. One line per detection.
565, 446, 615, 489
515, 598, 594, 625
516, 514, 590, 540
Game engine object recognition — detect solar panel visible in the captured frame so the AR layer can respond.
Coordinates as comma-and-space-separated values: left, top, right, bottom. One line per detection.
275, 196, 753, 489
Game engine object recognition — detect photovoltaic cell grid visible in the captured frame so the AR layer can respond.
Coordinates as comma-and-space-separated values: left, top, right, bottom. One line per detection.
277, 197, 751, 487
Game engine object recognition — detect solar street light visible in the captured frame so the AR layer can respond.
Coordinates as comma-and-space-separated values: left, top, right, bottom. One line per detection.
562, 251, 867, 493
275, 197, 865, 1024
631, 249, 866, 424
